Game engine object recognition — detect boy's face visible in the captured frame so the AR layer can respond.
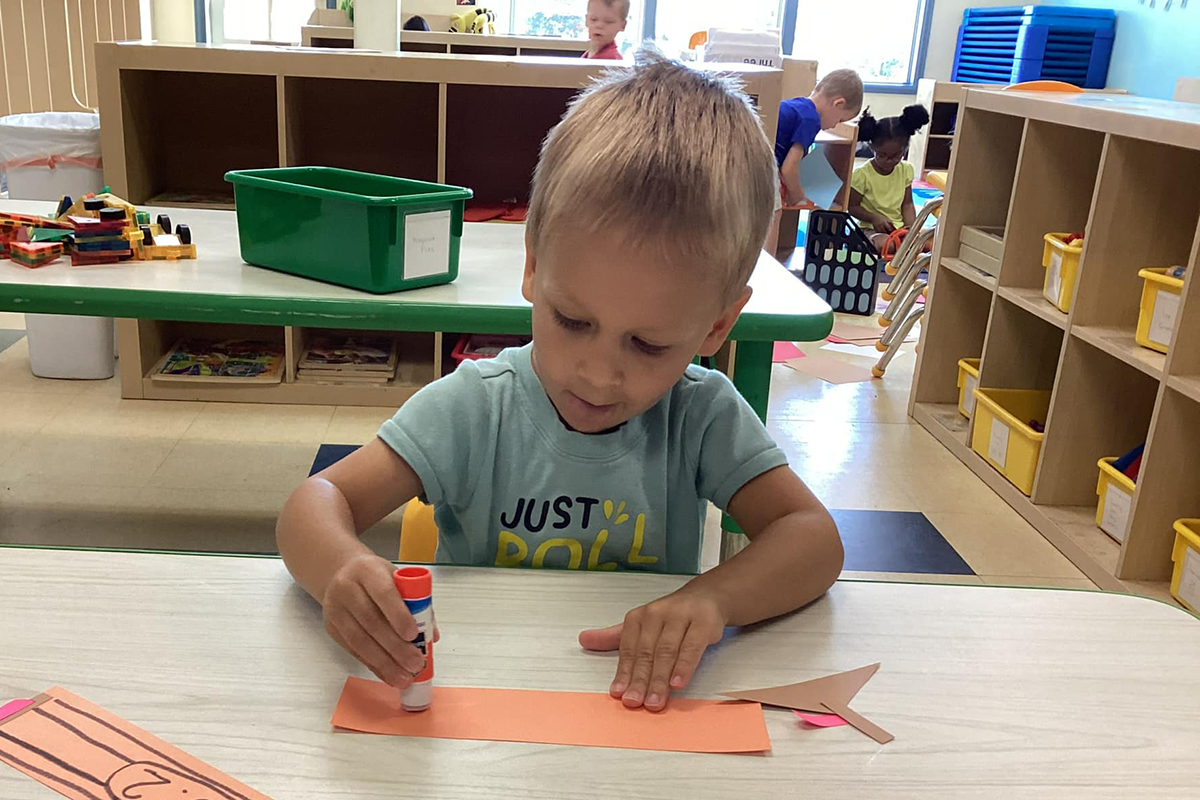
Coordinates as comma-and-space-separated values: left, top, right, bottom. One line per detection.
585, 1, 626, 48
817, 96, 858, 131
523, 230, 749, 434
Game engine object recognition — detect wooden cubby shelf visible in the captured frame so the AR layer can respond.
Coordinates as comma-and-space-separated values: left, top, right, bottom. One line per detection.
96, 42, 785, 209
912, 89, 1200, 599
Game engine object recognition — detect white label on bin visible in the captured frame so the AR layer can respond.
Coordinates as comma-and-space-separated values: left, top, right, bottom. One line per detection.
404, 210, 451, 280
1044, 251, 1063, 305
1149, 289, 1180, 347
963, 374, 978, 416
988, 419, 1010, 469
1179, 547, 1200, 611
1099, 484, 1132, 542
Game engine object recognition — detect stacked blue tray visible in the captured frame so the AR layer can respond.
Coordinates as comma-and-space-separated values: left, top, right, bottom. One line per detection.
952, 5, 1116, 89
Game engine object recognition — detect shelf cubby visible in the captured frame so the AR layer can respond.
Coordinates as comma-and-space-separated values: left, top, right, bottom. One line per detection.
284, 78, 439, 181
1164, 223, 1200, 381
1071, 136, 1200, 339
1120, 387, 1200, 580
934, 108, 1024, 264
979, 293, 1064, 391
1034, 336, 1157, 507
997, 120, 1104, 294
443, 84, 577, 205
117, 70, 279, 205
912, 265, 992, 405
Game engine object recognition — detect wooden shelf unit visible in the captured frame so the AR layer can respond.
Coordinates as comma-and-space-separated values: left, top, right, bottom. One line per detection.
301, 21, 591, 58
911, 89, 1200, 594
95, 42, 784, 210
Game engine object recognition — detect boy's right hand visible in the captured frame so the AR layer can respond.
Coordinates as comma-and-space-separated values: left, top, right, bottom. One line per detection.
875, 218, 896, 234
322, 553, 426, 689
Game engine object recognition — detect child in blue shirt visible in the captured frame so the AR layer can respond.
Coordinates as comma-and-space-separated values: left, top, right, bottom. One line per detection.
774, 68, 863, 206
277, 52, 843, 712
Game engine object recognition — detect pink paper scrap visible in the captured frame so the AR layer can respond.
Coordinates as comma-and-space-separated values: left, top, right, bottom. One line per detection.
795, 710, 848, 728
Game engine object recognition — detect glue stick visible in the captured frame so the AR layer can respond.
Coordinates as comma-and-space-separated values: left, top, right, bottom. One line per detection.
393, 566, 434, 711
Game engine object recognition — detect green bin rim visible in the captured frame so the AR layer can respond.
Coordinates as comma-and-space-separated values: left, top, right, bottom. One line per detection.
224, 166, 474, 206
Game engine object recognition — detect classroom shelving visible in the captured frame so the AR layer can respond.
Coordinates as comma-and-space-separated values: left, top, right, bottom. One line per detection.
910, 89, 1200, 595
95, 42, 788, 210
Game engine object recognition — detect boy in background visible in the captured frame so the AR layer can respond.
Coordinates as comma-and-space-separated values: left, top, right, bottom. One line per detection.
277, 52, 842, 713
582, 0, 627, 59
767, 69, 863, 257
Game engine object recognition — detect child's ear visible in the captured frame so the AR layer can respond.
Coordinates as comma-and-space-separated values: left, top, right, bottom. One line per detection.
522, 231, 537, 303
698, 287, 752, 357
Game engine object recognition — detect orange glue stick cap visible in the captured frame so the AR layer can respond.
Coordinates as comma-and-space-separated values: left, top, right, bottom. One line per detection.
393, 566, 432, 599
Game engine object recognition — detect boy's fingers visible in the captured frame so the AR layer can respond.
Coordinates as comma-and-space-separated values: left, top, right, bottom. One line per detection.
347, 585, 425, 674
621, 618, 664, 709
363, 570, 419, 641
643, 621, 687, 711
326, 611, 413, 689
669, 625, 712, 691
609, 619, 640, 697
578, 623, 623, 652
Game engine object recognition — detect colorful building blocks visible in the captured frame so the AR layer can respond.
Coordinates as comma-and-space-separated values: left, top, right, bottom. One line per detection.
9, 241, 63, 268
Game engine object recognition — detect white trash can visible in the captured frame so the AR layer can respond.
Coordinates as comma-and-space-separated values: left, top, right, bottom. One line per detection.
0, 111, 114, 380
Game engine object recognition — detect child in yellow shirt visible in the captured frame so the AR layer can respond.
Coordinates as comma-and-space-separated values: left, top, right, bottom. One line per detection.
848, 105, 930, 250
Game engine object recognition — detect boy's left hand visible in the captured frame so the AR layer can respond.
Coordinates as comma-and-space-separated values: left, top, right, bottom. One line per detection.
578, 588, 727, 711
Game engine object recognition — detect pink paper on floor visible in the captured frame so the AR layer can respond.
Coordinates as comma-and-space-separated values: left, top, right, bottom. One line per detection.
795, 711, 848, 727
784, 355, 876, 384
772, 341, 804, 362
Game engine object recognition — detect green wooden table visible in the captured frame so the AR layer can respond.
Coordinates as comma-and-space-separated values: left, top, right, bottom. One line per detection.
0, 199, 832, 417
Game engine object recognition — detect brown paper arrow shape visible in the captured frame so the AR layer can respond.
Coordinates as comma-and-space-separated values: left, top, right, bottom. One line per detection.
722, 663, 894, 745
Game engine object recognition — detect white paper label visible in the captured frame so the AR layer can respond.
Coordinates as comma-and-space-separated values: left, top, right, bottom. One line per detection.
404, 210, 451, 280
963, 374, 978, 416
1179, 547, 1200, 611
988, 419, 1010, 468
1148, 289, 1180, 347
1099, 484, 1132, 542
1044, 251, 1063, 305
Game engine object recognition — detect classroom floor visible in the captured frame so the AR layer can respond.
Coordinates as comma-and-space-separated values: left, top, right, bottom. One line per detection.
0, 309, 1104, 592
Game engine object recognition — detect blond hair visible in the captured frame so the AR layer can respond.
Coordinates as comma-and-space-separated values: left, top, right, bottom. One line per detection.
815, 68, 864, 115
527, 50, 777, 301
590, 0, 630, 18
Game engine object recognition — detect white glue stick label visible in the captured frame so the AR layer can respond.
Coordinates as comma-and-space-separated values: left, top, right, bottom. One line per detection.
394, 567, 434, 711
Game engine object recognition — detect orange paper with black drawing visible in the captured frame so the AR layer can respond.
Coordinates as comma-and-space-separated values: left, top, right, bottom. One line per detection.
332, 677, 771, 753
0, 687, 272, 800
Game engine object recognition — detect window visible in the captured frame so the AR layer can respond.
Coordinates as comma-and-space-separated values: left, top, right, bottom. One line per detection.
791, 0, 930, 92
511, 0, 642, 54
208, 0, 315, 44
654, 0, 783, 54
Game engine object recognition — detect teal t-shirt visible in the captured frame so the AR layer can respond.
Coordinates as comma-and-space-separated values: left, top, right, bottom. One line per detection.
377, 344, 787, 575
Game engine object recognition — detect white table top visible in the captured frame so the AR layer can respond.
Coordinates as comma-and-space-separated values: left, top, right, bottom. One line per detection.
3, 548, 1200, 799
0, 199, 831, 340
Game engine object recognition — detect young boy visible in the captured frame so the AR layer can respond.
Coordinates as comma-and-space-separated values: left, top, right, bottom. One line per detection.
277, 52, 843, 713
581, 0, 626, 59
767, 69, 863, 257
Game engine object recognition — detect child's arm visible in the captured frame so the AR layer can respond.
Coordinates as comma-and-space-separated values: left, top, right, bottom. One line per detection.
848, 187, 895, 233
579, 465, 841, 711
277, 439, 428, 688
779, 143, 807, 204
900, 186, 916, 228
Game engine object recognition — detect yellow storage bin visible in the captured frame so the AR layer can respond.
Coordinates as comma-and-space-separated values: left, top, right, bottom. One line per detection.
1135, 268, 1185, 354
1095, 457, 1135, 543
970, 388, 1052, 496
1042, 233, 1083, 313
956, 358, 981, 418
1169, 520, 1200, 614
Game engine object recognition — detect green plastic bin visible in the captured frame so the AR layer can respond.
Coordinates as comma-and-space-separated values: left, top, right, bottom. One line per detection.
224, 167, 473, 294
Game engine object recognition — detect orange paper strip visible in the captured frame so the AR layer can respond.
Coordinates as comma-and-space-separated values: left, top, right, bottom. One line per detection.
332, 677, 771, 754
0, 687, 273, 800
